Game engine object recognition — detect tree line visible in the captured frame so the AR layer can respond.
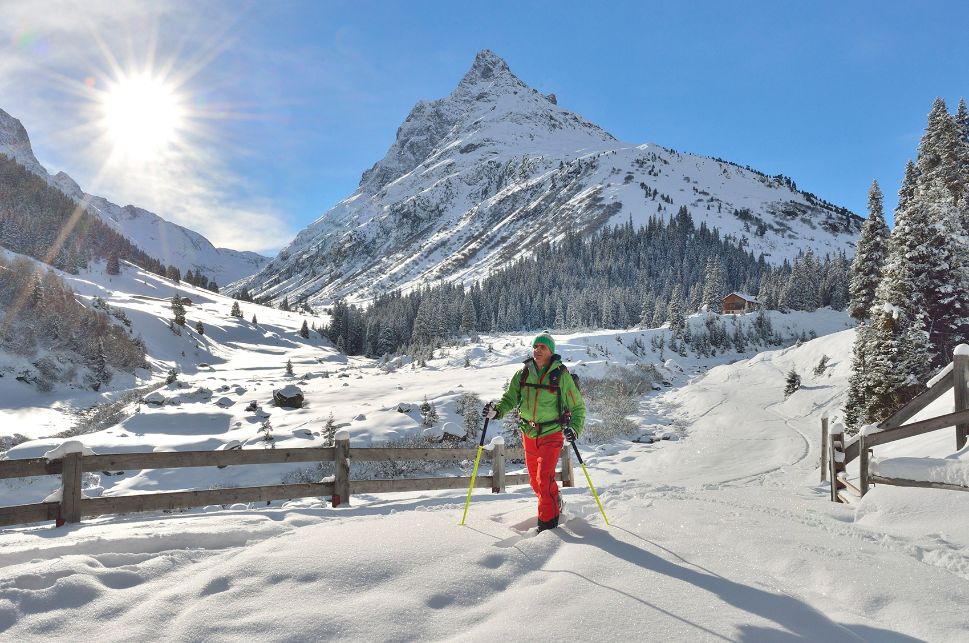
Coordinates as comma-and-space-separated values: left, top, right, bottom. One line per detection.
322, 207, 851, 357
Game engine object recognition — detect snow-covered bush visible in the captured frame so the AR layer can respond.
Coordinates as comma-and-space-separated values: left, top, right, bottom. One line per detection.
581, 364, 660, 441
784, 368, 802, 397
458, 392, 483, 440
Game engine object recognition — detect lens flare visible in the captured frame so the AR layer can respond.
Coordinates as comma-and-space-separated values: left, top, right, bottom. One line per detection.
100, 73, 184, 160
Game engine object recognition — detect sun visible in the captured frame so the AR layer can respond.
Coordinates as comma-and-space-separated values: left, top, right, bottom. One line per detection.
100, 73, 184, 160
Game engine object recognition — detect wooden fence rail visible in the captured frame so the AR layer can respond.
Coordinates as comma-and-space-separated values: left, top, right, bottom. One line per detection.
0, 437, 575, 529
828, 350, 969, 502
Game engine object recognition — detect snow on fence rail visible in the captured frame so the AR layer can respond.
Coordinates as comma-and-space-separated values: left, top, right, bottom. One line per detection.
827, 348, 969, 502
0, 437, 575, 528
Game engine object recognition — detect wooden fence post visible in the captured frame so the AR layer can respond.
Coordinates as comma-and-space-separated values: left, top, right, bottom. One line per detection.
560, 442, 574, 488
60, 452, 83, 525
953, 348, 969, 450
332, 432, 350, 508
828, 423, 844, 503
858, 432, 869, 497
492, 442, 505, 493
820, 416, 829, 483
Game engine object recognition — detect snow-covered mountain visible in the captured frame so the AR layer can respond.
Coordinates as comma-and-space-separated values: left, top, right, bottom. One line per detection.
237, 50, 863, 306
0, 108, 269, 285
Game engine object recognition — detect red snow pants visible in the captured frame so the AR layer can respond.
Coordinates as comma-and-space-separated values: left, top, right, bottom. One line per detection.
523, 432, 564, 522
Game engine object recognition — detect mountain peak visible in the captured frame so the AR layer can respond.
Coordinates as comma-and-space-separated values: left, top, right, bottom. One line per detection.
465, 49, 511, 82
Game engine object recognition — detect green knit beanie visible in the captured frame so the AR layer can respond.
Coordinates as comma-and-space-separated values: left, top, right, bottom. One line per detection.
532, 332, 555, 353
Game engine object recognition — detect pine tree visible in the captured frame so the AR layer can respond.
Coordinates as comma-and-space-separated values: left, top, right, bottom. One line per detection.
783, 367, 801, 397
322, 412, 337, 445
702, 256, 726, 313
917, 98, 969, 208
667, 284, 685, 338
863, 303, 931, 423
252, 314, 258, 325
230, 301, 242, 318
285, 359, 294, 376
460, 295, 477, 335
781, 250, 819, 311
915, 179, 969, 364
299, 320, 310, 339
957, 98, 969, 141
848, 181, 890, 321
195, 320, 204, 335
844, 322, 873, 432
106, 252, 120, 275
91, 337, 109, 390
171, 294, 186, 326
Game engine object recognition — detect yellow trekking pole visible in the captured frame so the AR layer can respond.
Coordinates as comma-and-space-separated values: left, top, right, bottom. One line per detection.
568, 436, 610, 526
460, 416, 490, 525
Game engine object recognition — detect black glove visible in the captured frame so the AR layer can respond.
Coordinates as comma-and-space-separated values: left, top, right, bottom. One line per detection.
482, 402, 497, 420
563, 427, 577, 442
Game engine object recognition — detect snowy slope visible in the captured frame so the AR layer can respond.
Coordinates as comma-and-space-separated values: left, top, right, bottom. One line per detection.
238, 50, 863, 306
3, 313, 969, 640
0, 108, 268, 285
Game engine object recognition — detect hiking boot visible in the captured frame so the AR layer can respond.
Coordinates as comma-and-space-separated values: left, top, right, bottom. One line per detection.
536, 515, 559, 533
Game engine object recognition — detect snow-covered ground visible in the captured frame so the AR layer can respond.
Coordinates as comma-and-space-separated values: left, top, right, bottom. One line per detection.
2, 261, 968, 640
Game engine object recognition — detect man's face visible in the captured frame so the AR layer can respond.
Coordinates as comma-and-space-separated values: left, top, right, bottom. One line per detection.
533, 342, 552, 367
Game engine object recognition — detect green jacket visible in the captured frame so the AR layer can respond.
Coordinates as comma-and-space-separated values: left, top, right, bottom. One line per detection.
494, 355, 586, 439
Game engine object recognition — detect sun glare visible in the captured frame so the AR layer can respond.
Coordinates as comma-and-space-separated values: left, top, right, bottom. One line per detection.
101, 74, 184, 159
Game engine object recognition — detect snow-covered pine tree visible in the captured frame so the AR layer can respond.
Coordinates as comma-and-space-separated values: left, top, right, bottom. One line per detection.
958, 98, 969, 145
917, 98, 969, 210
863, 303, 931, 423
844, 321, 874, 432
171, 294, 186, 326
195, 320, 204, 336
783, 367, 801, 397
914, 179, 969, 364
667, 284, 685, 338
780, 250, 819, 311
106, 252, 120, 275
554, 300, 565, 330
460, 295, 477, 334
848, 181, 890, 321
701, 255, 726, 313
230, 301, 242, 318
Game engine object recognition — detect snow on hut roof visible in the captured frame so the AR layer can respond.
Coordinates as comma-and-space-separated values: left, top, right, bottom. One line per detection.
727, 291, 760, 303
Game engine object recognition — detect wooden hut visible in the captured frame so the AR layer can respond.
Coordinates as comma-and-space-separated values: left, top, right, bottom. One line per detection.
721, 292, 760, 314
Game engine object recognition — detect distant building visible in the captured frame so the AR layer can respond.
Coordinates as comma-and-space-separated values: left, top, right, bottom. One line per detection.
722, 292, 760, 315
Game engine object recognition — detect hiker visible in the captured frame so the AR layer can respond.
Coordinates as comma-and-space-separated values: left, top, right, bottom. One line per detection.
484, 332, 585, 532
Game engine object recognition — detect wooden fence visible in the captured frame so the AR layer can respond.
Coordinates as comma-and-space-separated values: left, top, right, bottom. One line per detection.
0, 437, 575, 528
826, 351, 969, 502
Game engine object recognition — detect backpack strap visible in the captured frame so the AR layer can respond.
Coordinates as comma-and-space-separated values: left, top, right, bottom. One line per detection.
519, 365, 571, 431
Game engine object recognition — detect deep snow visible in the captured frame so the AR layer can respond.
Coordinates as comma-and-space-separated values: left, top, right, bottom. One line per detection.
1, 261, 968, 641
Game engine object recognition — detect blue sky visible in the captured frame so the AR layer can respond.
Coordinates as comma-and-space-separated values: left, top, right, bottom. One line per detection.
2, 1, 967, 254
